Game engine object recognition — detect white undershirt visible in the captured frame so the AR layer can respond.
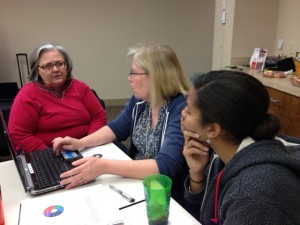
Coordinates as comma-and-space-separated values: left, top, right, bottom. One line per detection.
236, 136, 299, 154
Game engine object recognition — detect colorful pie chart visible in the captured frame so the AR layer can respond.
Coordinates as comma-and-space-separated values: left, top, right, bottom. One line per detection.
43, 205, 64, 217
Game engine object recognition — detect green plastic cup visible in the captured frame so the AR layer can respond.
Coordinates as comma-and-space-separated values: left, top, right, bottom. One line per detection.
143, 174, 172, 225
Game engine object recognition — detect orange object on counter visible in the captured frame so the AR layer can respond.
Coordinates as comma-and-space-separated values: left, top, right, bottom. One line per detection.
0, 186, 5, 225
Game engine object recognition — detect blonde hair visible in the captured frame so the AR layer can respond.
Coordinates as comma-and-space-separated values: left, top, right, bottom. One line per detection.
127, 42, 189, 106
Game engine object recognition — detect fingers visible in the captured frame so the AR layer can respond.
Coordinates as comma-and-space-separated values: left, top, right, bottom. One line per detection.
183, 143, 210, 175
184, 139, 209, 153
60, 167, 84, 189
183, 146, 208, 159
183, 137, 210, 170
52, 136, 75, 155
184, 130, 200, 139
183, 130, 209, 152
71, 157, 86, 167
60, 158, 92, 189
52, 137, 64, 155
183, 130, 201, 145
60, 174, 85, 189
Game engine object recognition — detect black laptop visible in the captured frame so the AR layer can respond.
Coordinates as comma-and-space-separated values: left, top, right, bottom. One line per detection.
1, 112, 82, 195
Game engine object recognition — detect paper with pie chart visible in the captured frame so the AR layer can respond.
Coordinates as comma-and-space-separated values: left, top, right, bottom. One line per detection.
19, 184, 124, 225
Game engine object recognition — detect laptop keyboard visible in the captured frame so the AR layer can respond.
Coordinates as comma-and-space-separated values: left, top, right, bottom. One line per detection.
29, 149, 69, 189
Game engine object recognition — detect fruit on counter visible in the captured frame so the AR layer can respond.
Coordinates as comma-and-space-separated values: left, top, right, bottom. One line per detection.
289, 75, 300, 86
263, 70, 286, 78
263, 70, 274, 77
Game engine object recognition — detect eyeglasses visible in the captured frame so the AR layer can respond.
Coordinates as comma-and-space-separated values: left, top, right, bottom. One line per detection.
38, 61, 65, 71
129, 71, 148, 76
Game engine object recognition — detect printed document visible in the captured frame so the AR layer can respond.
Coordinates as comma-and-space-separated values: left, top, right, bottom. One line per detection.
19, 184, 123, 225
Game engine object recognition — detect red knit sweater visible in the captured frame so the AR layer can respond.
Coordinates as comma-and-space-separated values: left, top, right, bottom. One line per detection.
8, 79, 106, 152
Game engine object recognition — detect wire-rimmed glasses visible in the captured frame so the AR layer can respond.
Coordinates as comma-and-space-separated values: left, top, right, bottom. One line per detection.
129, 70, 148, 77
38, 61, 65, 71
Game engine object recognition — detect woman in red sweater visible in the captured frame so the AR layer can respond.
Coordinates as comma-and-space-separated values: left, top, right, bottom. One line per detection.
8, 42, 107, 153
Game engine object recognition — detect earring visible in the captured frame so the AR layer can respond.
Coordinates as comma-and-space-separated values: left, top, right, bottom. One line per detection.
206, 138, 211, 144
181, 109, 187, 119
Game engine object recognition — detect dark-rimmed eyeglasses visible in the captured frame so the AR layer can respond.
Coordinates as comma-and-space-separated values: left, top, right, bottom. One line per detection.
38, 61, 65, 71
129, 71, 148, 76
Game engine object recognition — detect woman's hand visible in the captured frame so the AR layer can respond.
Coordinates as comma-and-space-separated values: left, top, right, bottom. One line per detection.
52, 136, 82, 155
59, 157, 102, 189
183, 130, 210, 180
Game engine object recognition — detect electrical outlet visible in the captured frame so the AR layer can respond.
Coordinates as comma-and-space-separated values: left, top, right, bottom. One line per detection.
277, 38, 283, 50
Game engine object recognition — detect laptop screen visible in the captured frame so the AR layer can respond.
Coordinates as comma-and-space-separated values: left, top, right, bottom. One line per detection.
1, 110, 28, 192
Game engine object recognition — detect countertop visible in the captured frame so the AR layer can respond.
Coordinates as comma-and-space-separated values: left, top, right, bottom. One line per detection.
241, 67, 300, 98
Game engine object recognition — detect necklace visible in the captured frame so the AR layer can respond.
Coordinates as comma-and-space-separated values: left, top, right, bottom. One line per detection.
35, 79, 72, 99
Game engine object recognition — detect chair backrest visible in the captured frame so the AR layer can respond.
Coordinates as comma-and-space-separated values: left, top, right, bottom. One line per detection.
0, 109, 12, 158
0, 82, 18, 125
0, 99, 13, 125
91, 89, 106, 109
1, 110, 13, 153
0, 82, 19, 100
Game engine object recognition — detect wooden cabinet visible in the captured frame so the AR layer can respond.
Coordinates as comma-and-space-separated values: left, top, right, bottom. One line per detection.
266, 86, 300, 137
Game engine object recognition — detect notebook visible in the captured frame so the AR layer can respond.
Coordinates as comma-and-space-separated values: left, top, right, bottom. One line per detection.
1, 111, 78, 195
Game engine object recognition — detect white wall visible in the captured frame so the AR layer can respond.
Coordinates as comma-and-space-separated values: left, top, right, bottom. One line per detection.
232, 0, 279, 57
275, 0, 300, 57
212, 0, 236, 70
212, 0, 279, 69
0, 0, 215, 102
212, 0, 300, 70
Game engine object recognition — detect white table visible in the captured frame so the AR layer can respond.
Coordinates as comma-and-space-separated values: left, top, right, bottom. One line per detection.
0, 143, 201, 225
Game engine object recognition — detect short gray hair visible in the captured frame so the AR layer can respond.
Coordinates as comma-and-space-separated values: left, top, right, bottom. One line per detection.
29, 42, 73, 81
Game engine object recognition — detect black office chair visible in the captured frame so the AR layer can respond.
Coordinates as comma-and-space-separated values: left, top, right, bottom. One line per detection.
0, 109, 12, 160
0, 82, 19, 100
0, 82, 19, 124
91, 89, 105, 109
90, 89, 129, 153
